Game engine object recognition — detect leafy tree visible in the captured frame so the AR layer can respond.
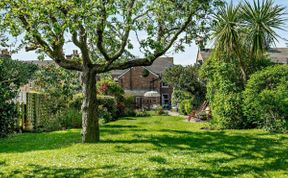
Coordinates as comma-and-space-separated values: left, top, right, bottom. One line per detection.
241, 0, 286, 59
0, 0, 223, 142
162, 65, 206, 107
0, 57, 37, 138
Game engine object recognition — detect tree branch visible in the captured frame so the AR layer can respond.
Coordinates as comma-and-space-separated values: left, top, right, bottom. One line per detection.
96, 1, 111, 61
110, 0, 136, 61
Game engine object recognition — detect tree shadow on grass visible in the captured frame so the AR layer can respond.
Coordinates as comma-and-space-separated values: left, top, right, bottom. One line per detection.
6, 164, 92, 178
0, 130, 81, 153
103, 129, 288, 177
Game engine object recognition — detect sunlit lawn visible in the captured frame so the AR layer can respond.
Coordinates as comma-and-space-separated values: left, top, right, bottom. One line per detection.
0, 116, 287, 177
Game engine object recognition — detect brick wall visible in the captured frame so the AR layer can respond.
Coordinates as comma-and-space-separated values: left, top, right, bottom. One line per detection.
118, 67, 173, 108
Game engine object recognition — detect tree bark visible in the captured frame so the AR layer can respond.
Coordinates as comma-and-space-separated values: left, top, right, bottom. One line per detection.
81, 68, 99, 143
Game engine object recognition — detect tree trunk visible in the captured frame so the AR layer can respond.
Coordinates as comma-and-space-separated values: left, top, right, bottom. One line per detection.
81, 68, 99, 143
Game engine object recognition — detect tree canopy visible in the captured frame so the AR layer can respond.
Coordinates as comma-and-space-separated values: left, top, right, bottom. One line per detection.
0, 0, 223, 72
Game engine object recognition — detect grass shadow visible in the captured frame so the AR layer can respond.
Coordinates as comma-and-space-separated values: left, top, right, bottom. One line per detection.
0, 130, 81, 153
7, 164, 92, 177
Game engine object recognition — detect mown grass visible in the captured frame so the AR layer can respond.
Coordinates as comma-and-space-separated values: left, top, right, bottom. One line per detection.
0, 116, 287, 177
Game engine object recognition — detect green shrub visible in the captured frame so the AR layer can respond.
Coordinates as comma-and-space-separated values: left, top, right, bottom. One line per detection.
211, 92, 244, 129
179, 99, 193, 115
135, 110, 151, 117
154, 106, 168, 116
98, 105, 113, 123
121, 94, 136, 117
61, 109, 82, 129
179, 100, 186, 115
200, 55, 246, 129
97, 95, 117, 122
243, 65, 288, 132
0, 104, 17, 137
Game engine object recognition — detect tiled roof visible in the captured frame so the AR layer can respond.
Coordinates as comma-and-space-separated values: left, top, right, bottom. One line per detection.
111, 57, 174, 76
197, 48, 288, 64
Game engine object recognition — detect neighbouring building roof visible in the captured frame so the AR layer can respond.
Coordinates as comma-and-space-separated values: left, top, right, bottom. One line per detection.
111, 57, 174, 77
268, 48, 288, 64
196, 48, 288, 64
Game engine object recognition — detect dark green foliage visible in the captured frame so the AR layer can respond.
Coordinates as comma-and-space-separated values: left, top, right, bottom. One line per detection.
0, 57, 37, 137
179, 99, 193, 115
163, 65, 206, 108
0, 104, 17, 137
142, 68, 150, 77
60, 109, 82, 129
200, 55, 245, 129
97, 95, 117, 123
243, 65, 288, 132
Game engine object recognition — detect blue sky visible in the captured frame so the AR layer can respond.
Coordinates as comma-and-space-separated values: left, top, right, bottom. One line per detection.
11, 0, 288, 65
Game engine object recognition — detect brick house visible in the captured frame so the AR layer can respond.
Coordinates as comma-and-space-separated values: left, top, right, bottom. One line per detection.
111, 57, 174, 109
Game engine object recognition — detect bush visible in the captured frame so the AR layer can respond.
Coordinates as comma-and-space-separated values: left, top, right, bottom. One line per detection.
211, 92, 244, 129
243, 65, 288, 132
0, 104, 17, 137
200, 54, 246, 129
154, 106, 168, 116
61, 109, 82, 129
97, 95, 117, 122
135, 110, 151, 117
121, 94, 136, 117
0, 57, 37, 137
179, 99, 193, 115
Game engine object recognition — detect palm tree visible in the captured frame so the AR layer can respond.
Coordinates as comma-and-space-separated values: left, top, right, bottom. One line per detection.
212, 3, 247, 82
212, 0, 286, 83
241, 0, 286, 59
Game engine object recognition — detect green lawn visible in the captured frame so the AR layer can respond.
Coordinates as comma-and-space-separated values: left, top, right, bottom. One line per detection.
0, 116, 287, 177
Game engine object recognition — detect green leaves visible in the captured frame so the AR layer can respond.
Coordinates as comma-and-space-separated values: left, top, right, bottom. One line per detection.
0, 0, 223, 72
213, 0, 286, 59
241, 0, 286, 59
243, 65, 288, 132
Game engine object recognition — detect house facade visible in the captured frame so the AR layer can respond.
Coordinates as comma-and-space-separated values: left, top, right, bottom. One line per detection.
196, 48, 288, 64
111, 57, 174, 109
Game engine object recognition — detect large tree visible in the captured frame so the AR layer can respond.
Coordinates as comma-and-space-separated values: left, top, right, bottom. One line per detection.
0, 0, 223, 143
